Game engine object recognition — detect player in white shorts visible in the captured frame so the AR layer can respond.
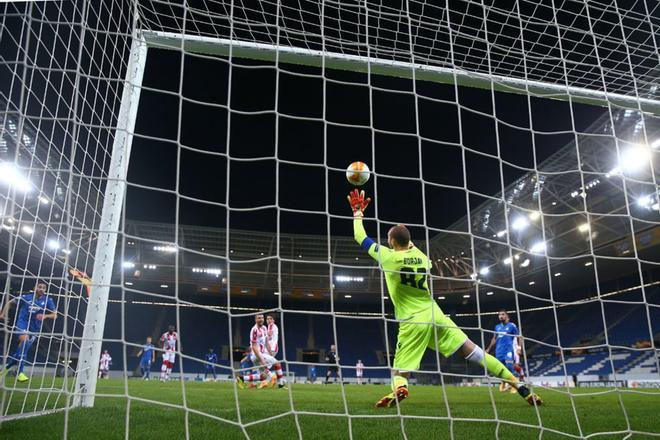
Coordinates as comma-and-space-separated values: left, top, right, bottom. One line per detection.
266, 314, 279, 357
159, 325, 178, 381
236, 313, 286, 389
356, 359, 364, 385
98, 350, 112, 379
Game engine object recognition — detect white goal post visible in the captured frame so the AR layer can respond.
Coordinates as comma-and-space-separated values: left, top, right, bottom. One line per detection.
72, 35, 147, 408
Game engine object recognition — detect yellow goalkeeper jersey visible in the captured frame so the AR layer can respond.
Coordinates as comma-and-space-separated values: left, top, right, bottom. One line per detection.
353, 218, 433, 320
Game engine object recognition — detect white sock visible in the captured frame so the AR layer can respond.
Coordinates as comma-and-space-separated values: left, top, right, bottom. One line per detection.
465, 346, 485, 364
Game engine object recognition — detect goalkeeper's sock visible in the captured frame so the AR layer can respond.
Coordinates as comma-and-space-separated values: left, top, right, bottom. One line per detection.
465, 346, 517, 385
391, 375, 408, 391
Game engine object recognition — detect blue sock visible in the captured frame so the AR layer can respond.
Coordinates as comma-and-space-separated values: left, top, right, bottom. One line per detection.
17, 338, 34, 374
7, 338, 33, 373
5, 356, 17, 369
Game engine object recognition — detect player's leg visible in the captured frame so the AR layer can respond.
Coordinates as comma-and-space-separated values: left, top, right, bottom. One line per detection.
429, 308, 541, 405
375, 319, 430, 408
495, 353, 515, 391
239, 354, 261, 387
459, 340, 541, 405
5, 332, 31, 369
14, 334, 34, 382
513, 350, 526, 382
160, 354, 168, 380
257, 355, 284, 388
269, 358, 285, 387
511, 361, 525, 393
166, 353, 174, 379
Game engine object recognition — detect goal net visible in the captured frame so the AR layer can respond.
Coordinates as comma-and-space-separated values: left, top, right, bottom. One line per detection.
1, 0, 659, 438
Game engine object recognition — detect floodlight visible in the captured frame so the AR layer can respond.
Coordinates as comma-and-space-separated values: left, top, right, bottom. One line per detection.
530, 241, 546, 253
511, 217, 529, 230
0, 162, 32, 193
619, 146, 650, 174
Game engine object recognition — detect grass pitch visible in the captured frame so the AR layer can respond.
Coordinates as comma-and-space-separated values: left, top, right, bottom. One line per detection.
1, 378, 659, 439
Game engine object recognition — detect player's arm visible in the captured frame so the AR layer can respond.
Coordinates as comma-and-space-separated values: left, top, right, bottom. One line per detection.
137, 348, 143, 357
41, 298, 57, 320
485, 334, 496, 353
348, 189, 392, 261
0, 298, 16, 321
251, 342, 265, 365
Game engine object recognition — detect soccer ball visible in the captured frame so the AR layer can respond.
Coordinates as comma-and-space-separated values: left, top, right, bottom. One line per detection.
346, 161, 370, 186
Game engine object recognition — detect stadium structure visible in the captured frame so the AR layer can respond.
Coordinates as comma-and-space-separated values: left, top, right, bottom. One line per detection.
2, 96, 658, 386
1, 0, 659, 438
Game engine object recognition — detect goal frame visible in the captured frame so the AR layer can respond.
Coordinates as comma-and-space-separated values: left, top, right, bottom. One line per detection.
71, 29, 659, 409
143, 30, 660, 114
72, 35, 147, 408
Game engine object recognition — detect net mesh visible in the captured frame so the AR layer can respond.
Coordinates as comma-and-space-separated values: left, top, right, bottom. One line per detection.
0, 0, 659, 438
1, 0, 133, 418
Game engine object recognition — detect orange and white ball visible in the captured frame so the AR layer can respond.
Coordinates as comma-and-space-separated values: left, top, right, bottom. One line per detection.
346, 161, 370, 186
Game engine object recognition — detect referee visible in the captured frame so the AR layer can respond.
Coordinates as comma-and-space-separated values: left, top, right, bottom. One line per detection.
324, 344, 340, 384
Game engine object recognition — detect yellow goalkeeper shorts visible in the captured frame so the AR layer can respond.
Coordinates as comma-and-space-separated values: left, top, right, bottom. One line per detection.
392, 304, 468, 372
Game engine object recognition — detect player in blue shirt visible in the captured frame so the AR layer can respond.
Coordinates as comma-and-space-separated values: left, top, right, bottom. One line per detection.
0, 282, 57, 383
237, 349, 256, 389
204, 348, 218, 381
486, 309, 522, 392
137, 336, 156, 380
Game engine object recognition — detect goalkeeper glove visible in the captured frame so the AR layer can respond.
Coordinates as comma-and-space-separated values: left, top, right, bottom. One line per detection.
69, 268, 92, 297
347, 189, 371, 218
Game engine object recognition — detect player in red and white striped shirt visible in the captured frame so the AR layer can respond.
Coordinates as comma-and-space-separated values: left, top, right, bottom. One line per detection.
159, 325, 178, 381
266, 315, 279, 356
237, 314, 286, 389
98, 350, 112, 379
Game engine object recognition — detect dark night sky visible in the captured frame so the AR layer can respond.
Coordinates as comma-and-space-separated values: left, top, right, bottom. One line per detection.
125, 48, 606, 237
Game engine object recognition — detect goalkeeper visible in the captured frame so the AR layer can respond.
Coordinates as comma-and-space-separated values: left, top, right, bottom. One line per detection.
347, 189, 541, 408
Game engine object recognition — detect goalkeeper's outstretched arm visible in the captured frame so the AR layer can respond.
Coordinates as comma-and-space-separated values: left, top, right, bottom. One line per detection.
348, 189, 392, 262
